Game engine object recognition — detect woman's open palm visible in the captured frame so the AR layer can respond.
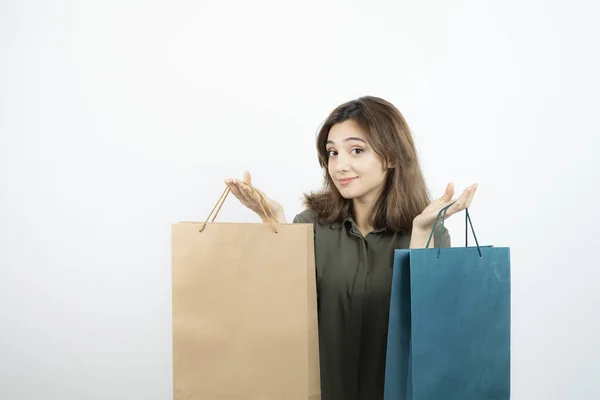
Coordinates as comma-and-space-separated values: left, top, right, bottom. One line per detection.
225, 171, 283, 223
413, 182, 478, 232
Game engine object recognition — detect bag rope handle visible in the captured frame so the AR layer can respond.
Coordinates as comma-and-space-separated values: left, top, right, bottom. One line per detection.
199, 183, 279, 233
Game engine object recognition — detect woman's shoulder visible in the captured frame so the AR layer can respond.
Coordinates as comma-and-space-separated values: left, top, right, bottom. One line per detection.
292, 208, 320, 224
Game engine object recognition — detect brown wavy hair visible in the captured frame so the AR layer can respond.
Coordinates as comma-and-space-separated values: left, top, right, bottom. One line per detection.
303, 96, 431, 233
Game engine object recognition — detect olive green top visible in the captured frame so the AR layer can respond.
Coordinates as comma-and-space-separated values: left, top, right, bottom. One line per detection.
293, 208, 450, 400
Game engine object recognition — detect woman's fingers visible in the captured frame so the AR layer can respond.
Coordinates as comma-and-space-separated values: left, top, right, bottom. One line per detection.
226, 180, 252, 206
240, 181, 262, 204
224, 174, 281, 222
241, 172, 263, 207
234, 180, 254, 203
440, 182, 455, 203
227, 182, 246, 204
228, 179, 267, 214
464, 183, 477, 208
243, 170, 252, 185
446, 184, 477, 216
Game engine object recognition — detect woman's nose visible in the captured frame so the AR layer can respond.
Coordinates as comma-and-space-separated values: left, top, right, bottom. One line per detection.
336, 162, 350, 173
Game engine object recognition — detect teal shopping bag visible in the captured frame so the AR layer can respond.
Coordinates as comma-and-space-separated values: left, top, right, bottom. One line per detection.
384, 205, 511, 400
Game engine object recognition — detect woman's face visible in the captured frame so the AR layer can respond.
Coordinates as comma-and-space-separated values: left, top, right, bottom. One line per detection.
326, 119, 389, 203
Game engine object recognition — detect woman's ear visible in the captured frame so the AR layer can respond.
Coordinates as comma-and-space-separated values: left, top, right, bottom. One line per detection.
386, 157, 396, 169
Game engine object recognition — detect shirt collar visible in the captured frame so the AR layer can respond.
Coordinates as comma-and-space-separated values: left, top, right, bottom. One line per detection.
329, 214, 388, 233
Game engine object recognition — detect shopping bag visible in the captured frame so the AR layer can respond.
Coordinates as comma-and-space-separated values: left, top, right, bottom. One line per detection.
171, 185, 321, 400
384, 204, 510, 400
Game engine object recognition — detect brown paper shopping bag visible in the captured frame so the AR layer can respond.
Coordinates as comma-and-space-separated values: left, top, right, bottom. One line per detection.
172, 185, 321, 400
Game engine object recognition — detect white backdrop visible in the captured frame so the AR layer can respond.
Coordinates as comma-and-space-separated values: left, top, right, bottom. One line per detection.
1, 0, 599, 399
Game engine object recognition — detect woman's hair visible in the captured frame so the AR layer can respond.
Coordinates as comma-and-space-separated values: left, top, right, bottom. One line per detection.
303, 96, 431, 233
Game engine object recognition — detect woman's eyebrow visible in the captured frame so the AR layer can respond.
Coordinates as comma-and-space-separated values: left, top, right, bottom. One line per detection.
326, 137, 367, 145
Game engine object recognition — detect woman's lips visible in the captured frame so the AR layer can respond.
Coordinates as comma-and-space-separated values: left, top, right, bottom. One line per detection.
338, 177, 358, 187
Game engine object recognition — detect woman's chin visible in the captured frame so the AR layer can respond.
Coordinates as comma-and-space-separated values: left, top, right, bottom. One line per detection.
337, 187, 361, 200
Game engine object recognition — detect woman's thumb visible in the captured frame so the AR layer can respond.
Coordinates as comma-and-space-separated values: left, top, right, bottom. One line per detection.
243, 170, 252, 185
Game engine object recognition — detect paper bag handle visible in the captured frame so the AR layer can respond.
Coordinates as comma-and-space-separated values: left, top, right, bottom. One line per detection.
425, 202, 482, 259
198, 184, 279, 233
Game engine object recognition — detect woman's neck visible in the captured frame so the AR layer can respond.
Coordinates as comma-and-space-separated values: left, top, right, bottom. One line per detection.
351, 198, 376, 236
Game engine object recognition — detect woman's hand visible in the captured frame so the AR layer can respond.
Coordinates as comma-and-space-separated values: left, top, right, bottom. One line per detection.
224, 171, 286, 223
413, 182, 478, 233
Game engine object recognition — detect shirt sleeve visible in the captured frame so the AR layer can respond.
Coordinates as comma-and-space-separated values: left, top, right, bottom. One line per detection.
292, 208, 318, 226
293, 213, 308, 223
441, 227, 451, 248
433, 225, 451, 248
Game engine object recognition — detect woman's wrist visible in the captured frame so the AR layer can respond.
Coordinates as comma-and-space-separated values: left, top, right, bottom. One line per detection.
260, 209, 286, 224
409, 220, 432, 249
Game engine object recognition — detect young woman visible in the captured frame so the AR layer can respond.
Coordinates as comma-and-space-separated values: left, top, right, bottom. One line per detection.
225, 96, 477, 400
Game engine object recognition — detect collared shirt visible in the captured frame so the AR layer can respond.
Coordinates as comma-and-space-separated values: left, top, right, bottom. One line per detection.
293, 208, 450, 400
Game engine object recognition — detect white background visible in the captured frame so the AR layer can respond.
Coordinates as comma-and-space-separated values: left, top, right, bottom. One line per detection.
1, 0, 599, 399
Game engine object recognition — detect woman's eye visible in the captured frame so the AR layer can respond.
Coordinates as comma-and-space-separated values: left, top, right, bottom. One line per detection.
327, 150, 338, 157
351, 148, 364, 155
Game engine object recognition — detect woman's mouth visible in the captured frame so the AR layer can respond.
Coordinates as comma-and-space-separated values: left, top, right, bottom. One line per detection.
338, 177, 358, 187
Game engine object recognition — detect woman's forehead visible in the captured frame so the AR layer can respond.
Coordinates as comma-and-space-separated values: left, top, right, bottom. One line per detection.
327, 120, 367, 143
